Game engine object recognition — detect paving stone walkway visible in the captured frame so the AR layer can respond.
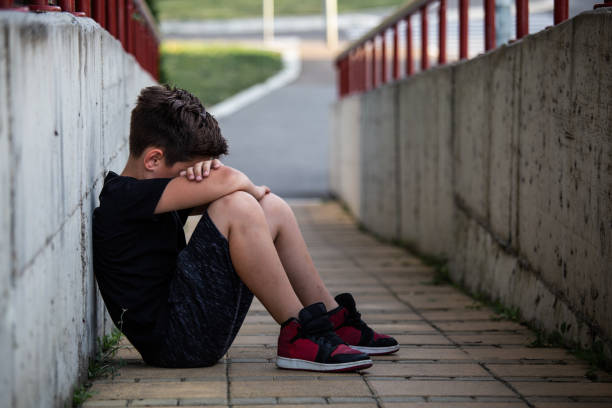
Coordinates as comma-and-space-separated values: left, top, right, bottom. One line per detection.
84, 201, 612, 408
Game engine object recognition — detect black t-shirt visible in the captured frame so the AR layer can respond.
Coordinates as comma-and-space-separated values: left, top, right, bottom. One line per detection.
92, 171, 191, 361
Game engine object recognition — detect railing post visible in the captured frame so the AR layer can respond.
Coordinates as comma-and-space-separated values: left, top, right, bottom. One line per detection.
92, 0, 105, 27
337, 60, 344, 97
144, 26, 150, 74
76, 0, 90, 16
343, 58, 349, 96
27, 0, 61, 12
371, 36, 377, 89
349, 51, 355, 94
516, 0, 528, 38
405, 15, 413, 76
356, 49, 361, 92
484, 0, 495, 51
363, 44, 368, 91
392, 24, 399, 80
554, 0, 568, 24
438, 0, 446, 64
358, 47, 364, 92
150, 31, 156, 78
364, 45, 369, 91
459, 0, 468, 59
356, 47, 361, 92
117, 0, 126, 50
354, 49, 359, 93
353, 50, 358, 93
60, 0, 87, 16
126, 0, 134, 54
342, 58, 347, 96
420, 5, 428, 70
335, 61, 341, 98
107, 0, 118, 37
381, 30, 387, 84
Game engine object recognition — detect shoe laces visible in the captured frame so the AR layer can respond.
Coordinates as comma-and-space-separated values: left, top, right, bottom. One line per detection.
296, 323, 344, 348
344, 310, 369, 331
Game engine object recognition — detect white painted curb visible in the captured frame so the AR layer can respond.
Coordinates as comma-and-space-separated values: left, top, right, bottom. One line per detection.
209, 38, 302, 119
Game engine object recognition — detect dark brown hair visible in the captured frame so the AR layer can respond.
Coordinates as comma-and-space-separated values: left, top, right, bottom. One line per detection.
129, 85, 228, 165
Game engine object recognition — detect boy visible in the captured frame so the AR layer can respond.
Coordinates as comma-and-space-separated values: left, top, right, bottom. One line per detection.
93, 85, 399, 372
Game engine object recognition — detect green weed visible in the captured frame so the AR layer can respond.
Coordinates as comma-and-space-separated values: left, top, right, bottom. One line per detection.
72, 385, 94, 407
72, 329, 125, 407
88, 328, 125, 379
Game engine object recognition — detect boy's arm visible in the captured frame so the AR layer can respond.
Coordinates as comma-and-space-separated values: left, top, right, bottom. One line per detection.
154, 166, 267, 214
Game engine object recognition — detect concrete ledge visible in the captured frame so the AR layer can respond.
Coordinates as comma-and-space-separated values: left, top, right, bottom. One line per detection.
330, 9, 612, 359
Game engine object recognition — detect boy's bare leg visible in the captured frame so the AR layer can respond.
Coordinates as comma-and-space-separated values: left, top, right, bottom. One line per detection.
207, 191, 303, 324
257, 193, 338, 312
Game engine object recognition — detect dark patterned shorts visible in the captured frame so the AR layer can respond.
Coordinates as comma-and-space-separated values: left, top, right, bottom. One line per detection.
154, 210, 253, 368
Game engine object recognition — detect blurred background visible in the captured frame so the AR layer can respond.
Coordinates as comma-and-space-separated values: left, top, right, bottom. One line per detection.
151, 0, 593, 198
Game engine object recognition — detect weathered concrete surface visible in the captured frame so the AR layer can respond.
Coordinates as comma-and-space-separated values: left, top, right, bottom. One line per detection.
514, 11, 612, 349
330, 9, 612, 357
360, 85, 399, 239
0, 12, 154, 407
398, 68, 454, 256
0, 17, 12, 408
330, 93, 362, 218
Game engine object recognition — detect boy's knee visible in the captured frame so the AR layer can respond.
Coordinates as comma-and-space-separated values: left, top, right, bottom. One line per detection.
212, 191, 263, 219
260, 193, 291, 217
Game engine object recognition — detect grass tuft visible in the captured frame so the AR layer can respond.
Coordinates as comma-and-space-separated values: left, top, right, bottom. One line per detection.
72, 385, 94, 407
72, 328, 125, 407
88, 328, 125, 380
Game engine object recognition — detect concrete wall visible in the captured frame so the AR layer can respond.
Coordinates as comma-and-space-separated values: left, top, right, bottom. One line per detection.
330, 9, 612, 357
330, 94, 362, 217
0, 12, 155, 407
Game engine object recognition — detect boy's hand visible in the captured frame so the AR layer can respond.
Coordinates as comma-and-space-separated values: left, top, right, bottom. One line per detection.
179, 159, 223, 181
252, 185, 271, 201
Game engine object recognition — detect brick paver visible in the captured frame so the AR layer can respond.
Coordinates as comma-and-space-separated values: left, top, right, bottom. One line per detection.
83, 201, 612, 408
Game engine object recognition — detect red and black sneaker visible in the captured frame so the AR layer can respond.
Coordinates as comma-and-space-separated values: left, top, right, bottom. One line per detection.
328, 293, 400, 355
277, 302, 373, 372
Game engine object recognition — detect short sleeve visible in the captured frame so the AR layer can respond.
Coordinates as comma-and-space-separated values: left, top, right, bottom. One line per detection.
103, 174, 173, 221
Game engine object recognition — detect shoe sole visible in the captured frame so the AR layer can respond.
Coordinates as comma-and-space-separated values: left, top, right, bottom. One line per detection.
350, 344, 400, 355
276, 357, 373, 372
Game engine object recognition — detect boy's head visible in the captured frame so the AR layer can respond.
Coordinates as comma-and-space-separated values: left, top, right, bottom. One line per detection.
129, 85, 227, 166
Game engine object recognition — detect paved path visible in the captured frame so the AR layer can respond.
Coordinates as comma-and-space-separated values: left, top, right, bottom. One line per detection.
84, 202, 612, 408
220, 42, 336, 198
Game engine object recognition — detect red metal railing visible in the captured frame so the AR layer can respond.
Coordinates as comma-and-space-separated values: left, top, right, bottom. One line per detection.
335, 0, 572, 98
0, 0, 159, 80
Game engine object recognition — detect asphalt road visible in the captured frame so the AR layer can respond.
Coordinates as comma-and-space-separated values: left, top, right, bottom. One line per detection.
219, 43, 336, 198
